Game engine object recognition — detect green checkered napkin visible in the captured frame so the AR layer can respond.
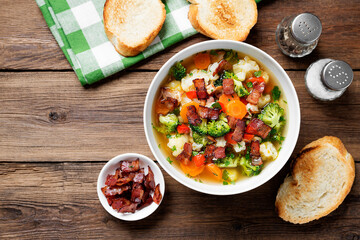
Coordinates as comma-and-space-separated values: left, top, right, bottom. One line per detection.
36, 0, 197, 85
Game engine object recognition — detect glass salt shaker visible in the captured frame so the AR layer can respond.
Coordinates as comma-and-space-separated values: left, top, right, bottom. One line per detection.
276, 13, 322, 57
305, 59, 354, 101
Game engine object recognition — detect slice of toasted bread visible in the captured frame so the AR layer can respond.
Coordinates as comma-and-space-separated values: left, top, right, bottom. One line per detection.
103, 0, 166, 57
188, 0, 257, 41
275, 136, 355, 224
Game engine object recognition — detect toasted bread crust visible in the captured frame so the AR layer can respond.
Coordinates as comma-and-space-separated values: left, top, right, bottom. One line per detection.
188, 0, 257, 41
275, 136, 355, 224
103, 0, 166, 57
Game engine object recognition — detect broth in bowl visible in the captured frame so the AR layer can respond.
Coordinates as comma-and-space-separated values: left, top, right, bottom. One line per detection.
152, 49, 287, 185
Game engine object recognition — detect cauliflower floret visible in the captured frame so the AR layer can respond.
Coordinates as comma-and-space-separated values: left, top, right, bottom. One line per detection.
261, 71, 270, 84
207, 63, 220, 80
206, 84, 216, 95
167, 134, 189, 157
215, 137, 227, 147
233, 141, 246, 153
246, 103, 259, 114
181, 70, 211, 91
260, 142, 278, 161
165, 80, 182, 91
233, 56, 260, 81
192, 142, 203, 151
258, 94, 271, 108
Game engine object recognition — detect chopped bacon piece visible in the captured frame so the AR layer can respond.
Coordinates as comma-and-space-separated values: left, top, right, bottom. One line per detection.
232, 120, 246, 142
101, 185, 130, 197
119, 203, 138, 213
176, 142, 192, 165
116, 172, 135, 186
138, 196, 153, 210
111, 198, 131, 211
246, 81, 265, 105
193, 78, 208, 100
156, 97, 178, 115
120, 159, 140, 173
213, 59, 231, 76
198, 105, 220, 120
153, 184, 162, 205
223, 78, 235, 95
186, 105, 202, 126
131, 183, 145, 203
144, 166, 155, 190
133, 169, 145, 183
227, 116, 238, 129
204, 144, 216, 161
105, 174, 117, 187
245, 118, 272, 139
214, 147, 226, 159
250, 141, 263, 166
161, 87, 181, 102
211, 86, 223, 99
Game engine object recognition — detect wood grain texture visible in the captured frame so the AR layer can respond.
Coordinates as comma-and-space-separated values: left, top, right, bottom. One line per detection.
0, 162, 359, 239
0, 0, 359, 70
0, 71, 359, 163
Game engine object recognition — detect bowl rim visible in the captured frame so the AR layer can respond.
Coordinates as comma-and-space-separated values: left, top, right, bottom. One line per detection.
96, 153, 165, 221
143, 40, 300, 195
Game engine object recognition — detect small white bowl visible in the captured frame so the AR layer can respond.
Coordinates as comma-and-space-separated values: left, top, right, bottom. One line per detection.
143, 40, 301, 195
97, 153, 165, 221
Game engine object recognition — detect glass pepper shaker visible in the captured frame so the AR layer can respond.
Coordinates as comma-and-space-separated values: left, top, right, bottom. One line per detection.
305, 59, 354, 101
276, 13, 322, 57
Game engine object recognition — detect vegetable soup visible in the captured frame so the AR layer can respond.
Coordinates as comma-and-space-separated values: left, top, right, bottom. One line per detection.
152, 49, 287, 185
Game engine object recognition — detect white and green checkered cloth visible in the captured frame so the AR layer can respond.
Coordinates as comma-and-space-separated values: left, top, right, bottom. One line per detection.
36, 0, 198, 85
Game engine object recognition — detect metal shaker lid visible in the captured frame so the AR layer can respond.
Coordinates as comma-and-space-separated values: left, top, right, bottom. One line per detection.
321, 60, 353, 90
291, 13, 322, 44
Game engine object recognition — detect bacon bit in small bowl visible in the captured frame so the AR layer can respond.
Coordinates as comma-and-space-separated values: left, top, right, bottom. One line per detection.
101, 158, 162, 213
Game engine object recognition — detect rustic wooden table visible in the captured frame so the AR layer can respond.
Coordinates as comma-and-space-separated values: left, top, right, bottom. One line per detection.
1, 0, 359, 239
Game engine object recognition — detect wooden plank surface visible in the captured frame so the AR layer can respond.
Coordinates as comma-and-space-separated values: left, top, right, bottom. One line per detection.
0, 162, 359, 239
0, 71, 359, 163
0, 0, 359, 71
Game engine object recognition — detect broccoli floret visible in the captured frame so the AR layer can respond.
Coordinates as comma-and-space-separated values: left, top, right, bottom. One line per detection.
155, 113, 179, 134
258, 103, 285, 130
170, 62, 186, 80
234, 80, 249, 97
190, 119, 208, 135
207, 113, 230, 137
239, 156, 262, 176
215, 70, 238, 87
192, 132, 209, 146
224, 50, 239, 64
215, 155, 240, 168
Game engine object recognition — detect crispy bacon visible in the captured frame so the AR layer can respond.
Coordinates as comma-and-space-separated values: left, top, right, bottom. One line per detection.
176, 142, 192, 165
213, 59, 231, 76
198, 105, 220, 120
204, 144, 216, 161
250, 141, 263, 166
223, 78, 235, 95
156, 97, 178, 115
101, 185, 130, 197
145, 166, 155, 190
227, 116, 238, 129
232, 120, 246, 142
246, 82, 265, 105
116, 172, 134, 186
131, 183, 144, 203
133, 169, 145, 183
138, 196, 153, 210
119, 203, 138, 213
153, 184, 162, 205
105, 174, 117, 187
111, 198, 131, 211
120, 159, 140, 173
245, 118, 272, 139
193, 78, 208, 100
186, 105, 202, 126
214, 147, 226, 159
161, 87, 181, 102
